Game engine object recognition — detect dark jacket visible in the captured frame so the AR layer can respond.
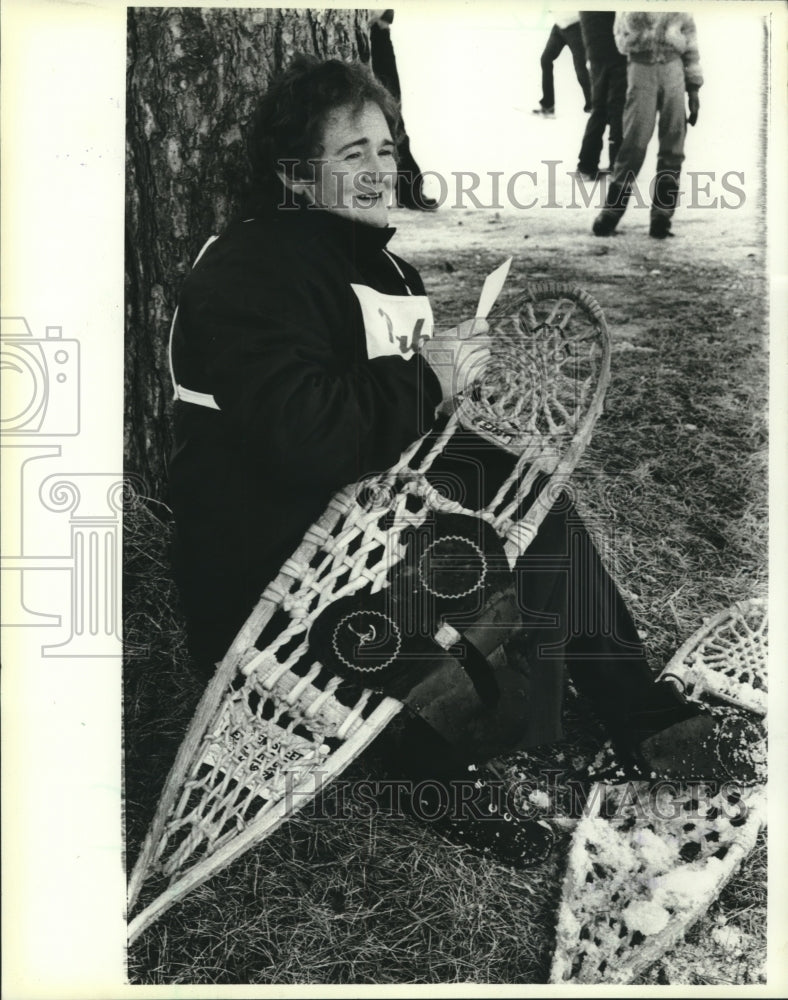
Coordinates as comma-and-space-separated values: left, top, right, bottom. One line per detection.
579, 11, 627, 67
168, 206, 442, 665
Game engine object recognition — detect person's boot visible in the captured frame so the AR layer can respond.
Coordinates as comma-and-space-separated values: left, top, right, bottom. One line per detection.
636, 710, 765, 784
395, 136, 438, 211
592, 179, 629, 236
618, 681, 766, 784
576, 164, 606, 181
412, 769, 555, 869
650, 169, 680, 238
592, 212, 619, 236
649, 215, 674, 239
379, 719, 554, 867
397, 174, 438, 211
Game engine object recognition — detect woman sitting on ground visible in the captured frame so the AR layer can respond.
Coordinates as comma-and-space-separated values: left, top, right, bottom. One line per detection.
167, 55, 753, 865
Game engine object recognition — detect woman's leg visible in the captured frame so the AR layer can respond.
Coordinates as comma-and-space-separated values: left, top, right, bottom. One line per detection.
513, 491, 698, 748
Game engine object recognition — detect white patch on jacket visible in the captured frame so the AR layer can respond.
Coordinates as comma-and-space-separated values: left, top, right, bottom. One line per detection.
351, 284, 434, 361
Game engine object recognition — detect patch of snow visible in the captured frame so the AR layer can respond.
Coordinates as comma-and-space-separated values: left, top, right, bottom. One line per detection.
528, 788, 550, 809
622, 899, 671, 935
711, 924, 745, 954
633, 827, 677, 870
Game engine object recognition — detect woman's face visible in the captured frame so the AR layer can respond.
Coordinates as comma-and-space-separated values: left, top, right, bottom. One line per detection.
306, 101, 396, 227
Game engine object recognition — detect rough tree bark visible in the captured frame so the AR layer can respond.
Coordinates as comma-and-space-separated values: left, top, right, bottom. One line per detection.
125, 7, 369, 503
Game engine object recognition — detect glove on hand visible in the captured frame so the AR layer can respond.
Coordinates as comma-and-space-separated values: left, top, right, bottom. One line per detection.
687, 90, 700, 127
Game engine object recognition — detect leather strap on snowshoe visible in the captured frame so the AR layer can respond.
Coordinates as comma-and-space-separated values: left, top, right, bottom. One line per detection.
308, 511, 562, 760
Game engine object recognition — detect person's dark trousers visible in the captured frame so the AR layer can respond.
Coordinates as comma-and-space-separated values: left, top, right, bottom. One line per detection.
604, 61, 628, 170
394, 134, 435, 210
540, 22, 592, 111
370, 19, 401, 99
512, 491, 688, 749
389, 488, 695, 780
370, 20, 432, 209
652, 168, 682, 221
577, 60, 628, 174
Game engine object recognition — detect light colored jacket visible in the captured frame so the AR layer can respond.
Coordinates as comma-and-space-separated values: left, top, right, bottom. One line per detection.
614, 11, 703, 89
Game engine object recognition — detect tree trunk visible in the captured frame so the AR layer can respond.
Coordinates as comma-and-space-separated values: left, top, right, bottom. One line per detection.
125, 7, 369, 503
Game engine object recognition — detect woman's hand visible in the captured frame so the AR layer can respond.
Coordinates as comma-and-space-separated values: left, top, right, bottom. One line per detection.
420, 318, 491, 402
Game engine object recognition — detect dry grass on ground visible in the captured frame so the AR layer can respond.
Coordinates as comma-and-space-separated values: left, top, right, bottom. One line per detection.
125, 206, 767, 985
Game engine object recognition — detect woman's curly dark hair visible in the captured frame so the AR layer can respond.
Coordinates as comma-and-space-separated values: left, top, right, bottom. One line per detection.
247, 55, 402, 212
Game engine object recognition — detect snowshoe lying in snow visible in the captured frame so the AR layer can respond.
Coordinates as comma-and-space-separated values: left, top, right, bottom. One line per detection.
127, 282, 611, 942
550, 598, 767, 985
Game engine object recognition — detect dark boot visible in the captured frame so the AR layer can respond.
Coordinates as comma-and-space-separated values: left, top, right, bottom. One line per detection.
650, 169, 680, 237
395, 135, 438, 211
382, 718, 554, 869
614, 680, 766, 784
636, 710, 766, 784
592, 179, 630, 236
412, 769, 555, 869
649, 216, 674, 239
592, 212, 619, 236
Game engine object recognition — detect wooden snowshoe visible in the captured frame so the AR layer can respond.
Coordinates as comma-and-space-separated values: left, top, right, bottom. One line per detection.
550, 598, 767, 985
656, 598, 767, 716
127, 282, 611, 942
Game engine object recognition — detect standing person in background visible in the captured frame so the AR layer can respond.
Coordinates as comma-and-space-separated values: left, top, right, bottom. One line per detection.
368, 9, 437, 210
592, 10, 702, 239
532, 13, 592, 117
575, 11, 628, 179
